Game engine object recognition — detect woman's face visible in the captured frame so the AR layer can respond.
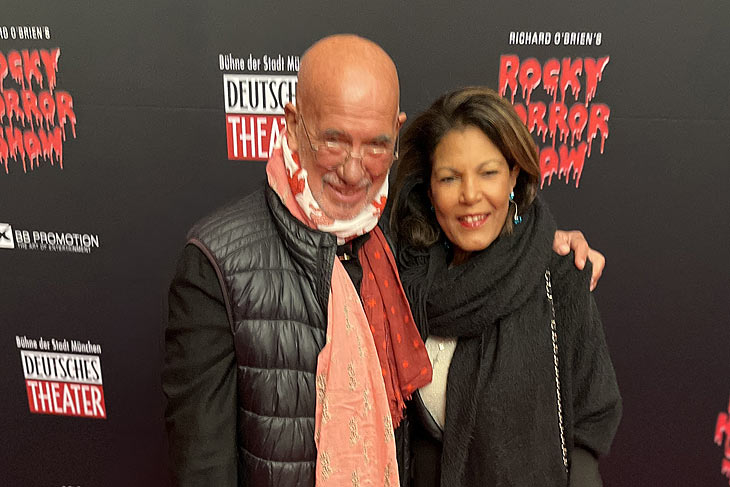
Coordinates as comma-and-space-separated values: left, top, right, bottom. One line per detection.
429, 126, 519, 262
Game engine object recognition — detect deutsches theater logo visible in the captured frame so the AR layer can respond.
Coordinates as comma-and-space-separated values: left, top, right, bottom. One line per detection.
16, 335, 107, 419
220, 51, 299, 161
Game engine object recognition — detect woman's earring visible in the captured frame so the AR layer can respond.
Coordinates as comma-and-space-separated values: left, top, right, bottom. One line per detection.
510, 191, 522, 224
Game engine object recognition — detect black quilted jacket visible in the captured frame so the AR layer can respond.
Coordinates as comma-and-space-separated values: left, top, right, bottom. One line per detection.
164, 184, 410, 486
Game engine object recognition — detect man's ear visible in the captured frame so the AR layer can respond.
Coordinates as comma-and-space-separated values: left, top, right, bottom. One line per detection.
284, 102, 299, 152
397, 111, 407, 130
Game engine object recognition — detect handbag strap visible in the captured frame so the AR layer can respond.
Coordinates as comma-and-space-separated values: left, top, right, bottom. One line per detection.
545, 269, 568, 472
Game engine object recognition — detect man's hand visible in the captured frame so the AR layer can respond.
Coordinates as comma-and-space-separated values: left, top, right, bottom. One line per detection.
553, 230, 605, 291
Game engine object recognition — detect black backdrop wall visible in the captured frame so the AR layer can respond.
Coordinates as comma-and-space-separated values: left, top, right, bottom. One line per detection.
2, 1, 729, 486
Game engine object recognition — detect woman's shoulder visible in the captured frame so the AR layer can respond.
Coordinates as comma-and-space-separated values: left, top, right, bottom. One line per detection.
547, 253, 604, 362
548, 251, 593, 304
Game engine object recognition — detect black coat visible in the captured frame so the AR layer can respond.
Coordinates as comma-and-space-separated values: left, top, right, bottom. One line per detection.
163, 184, 411, 486
164, 185, 332, 486
398, 199, 622, 486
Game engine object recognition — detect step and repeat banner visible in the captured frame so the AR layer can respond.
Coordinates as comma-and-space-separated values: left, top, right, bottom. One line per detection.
2, 1, 729, 486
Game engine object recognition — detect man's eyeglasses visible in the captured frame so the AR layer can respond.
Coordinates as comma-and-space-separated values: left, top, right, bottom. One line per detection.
298, 115, 399, 168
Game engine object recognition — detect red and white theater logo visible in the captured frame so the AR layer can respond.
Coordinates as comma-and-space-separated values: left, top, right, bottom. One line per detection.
0, 46, 78, 174
715, 395, 730, 484
223, 73, 297, 161
18, 335, 106, 419
498, 51, 610, 188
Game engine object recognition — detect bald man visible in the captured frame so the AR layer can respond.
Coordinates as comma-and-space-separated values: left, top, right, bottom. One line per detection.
163, 34, 603, 487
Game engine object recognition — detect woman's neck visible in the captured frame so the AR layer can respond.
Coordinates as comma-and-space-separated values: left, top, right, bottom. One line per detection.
450, 247, 472, 267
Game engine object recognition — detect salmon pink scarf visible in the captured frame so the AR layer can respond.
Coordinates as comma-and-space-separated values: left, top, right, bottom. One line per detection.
267, 133, 431, 486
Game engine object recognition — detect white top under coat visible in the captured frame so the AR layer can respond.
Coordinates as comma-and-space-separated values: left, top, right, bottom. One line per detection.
419, 335, 458, 429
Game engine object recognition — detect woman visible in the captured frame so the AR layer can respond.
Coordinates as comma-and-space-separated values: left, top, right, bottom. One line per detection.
390, 87, 621, 486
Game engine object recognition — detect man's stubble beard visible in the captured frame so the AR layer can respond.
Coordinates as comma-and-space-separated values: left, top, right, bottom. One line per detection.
318, 173, 373, 221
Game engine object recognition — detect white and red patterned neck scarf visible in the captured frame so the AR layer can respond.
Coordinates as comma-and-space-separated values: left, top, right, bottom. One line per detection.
275, 132, 388, 244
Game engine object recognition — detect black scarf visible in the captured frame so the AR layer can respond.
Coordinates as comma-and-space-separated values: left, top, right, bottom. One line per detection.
399, 198, 570, 486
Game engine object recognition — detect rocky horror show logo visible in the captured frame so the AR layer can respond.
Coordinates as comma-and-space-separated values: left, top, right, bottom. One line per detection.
17, 335, 106, 419
221, 53, 299, 161
0, 48, 77, 174
715, 395, 730, 484
498, 55, 610, 188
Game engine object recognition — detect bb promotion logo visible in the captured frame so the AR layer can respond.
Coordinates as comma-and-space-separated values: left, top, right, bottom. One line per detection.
220, 52, 299, 161
17, 335, 106, 419
0, 222, 100, 254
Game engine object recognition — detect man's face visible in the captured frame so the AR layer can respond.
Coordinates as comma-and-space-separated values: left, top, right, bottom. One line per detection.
290, 85, 400, 221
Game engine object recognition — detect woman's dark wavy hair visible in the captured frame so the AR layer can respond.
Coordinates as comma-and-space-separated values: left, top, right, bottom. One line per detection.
390, 86, 541, 249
